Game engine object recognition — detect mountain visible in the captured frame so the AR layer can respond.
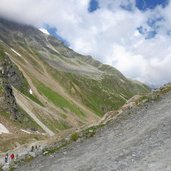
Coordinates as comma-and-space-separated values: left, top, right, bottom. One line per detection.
0, 18, 150, 152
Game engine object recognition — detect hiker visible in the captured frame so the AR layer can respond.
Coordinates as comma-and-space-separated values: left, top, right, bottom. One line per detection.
31, 146, 34, 152
10, 153, 15, 161
5, 153, 8, 163
9, 153, 15, 164
38, 145, 42, 150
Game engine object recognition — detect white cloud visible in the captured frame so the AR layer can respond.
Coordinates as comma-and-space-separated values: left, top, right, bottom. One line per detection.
0, 0, 171, 87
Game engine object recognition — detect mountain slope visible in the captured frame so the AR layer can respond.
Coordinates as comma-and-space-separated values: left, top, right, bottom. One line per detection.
0, 18, 150, 150
17, 84, 171, 171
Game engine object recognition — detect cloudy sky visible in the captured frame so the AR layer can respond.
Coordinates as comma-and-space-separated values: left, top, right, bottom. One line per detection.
0, 0, 171, 87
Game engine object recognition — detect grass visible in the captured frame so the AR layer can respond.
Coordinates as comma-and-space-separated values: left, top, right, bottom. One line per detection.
82, 124, 104, 139
0, 85, 4, 96
62, 73, 126, 115
33, 79, 85, 118
35, 111, 71, 133
70, 132, 79, 141
45, 65, 132, 116
43, 140, 68, 155
22, 90, 44, 107
0, 107, 42, 132
32, 56, 150, 119
0, 46, 6, 60
17, 107, 43, 131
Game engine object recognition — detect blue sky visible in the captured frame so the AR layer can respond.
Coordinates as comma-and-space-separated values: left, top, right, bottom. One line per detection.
136, 0, 168, 10
44, 25, 69, 46
0, 0, 171, 87
88, 0, 169, 12
88, 0, 99, 12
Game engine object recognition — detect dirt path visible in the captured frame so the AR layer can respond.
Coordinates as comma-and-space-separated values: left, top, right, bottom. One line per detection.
13, 88, 55, 136
17, 92, 171, 171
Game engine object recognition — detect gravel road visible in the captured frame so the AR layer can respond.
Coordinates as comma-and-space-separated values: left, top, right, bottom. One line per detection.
16, 92, 171, 171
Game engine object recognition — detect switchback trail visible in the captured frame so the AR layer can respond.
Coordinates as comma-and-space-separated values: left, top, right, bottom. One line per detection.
17, 92, 171, 171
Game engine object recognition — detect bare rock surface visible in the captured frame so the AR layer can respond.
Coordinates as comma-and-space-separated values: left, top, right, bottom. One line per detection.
16, 92, 171, 171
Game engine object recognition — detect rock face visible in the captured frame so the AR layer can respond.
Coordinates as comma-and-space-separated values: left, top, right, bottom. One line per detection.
0, 53, 24, 120
3, 55, 24, 88
2, 79, 18, 120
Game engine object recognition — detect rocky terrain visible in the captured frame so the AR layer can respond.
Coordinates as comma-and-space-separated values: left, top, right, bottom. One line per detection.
16, 85, 171, 171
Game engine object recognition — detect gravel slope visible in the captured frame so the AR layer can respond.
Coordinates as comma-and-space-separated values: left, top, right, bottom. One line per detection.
17, 92, 171, 171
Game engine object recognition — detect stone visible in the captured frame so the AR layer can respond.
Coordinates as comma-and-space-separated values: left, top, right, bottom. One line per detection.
2, 163, 9, 171
28, 152, 36, 158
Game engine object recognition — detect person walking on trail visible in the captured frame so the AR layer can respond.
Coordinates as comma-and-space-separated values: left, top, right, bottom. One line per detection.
10, 153, 15, 161
31, 146, 34, 152
9, 153, 15, 164
5, 153, 8, 163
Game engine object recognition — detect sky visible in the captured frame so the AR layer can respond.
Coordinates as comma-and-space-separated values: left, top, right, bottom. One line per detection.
0, 0, 171, 87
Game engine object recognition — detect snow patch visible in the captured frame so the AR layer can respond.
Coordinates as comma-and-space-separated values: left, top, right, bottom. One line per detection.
39, 28, 50, 35
0, 123, 9, 134
11, 48, 21, 57
29, 89, 33, 95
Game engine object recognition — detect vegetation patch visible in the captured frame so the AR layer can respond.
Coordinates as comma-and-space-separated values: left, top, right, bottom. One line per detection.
34, 79, 85, 118
53, 71, 126, 115
0, 84, 4, 96
22, 90, 44, 107
35, 111, 71, 133
0, 47, 5, 60
17, 107, 43, 131
82, 124, 104, 138
43, 140, 68, 155
70, 132, 79, 141
0, 108, 42, 133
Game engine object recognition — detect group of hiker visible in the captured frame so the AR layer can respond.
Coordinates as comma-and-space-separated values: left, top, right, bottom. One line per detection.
4, 153, 15, 164
1, 144, 43, 170
3, 145, 42, 164
31, 145, 42, 152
